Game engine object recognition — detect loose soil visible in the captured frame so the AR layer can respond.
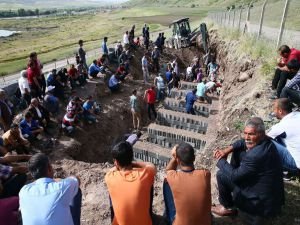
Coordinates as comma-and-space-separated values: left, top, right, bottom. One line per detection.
15, 29, 300, 225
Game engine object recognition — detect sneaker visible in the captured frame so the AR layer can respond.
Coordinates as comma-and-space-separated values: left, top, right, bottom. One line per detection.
269, 95, 278, 100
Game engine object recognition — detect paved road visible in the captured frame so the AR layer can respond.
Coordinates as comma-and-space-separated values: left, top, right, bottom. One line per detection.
0, 47, 101, 89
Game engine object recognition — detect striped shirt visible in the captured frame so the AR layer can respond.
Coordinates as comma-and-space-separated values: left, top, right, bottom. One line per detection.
286, 70, 300, 91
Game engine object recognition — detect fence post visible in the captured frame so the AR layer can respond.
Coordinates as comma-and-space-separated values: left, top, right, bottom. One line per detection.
238, 6, 243, 31
232, 10, 236, 27
243, 1, 254, 34
277, 0, 291, 47
258, 0, 268, 39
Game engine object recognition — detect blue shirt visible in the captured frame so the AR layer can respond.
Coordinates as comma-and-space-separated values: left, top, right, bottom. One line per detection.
19, 119, 39, 137
185, 92, 197, 108
83, 101, 93, 111
109, 75, 119, 88
165, 71, 172, 82
20, 177, 79, 225
88, 63, 101, 76
102, 41, 108, 54
196, 82, 206, 97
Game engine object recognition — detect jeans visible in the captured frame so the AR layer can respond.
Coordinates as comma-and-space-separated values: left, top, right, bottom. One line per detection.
272, 68, 296, 97
70, 188, 82, 225
143, 68, 149, 83
186, 105, 195, 115
157, 88, 165, 101
84, 112, 96, 123
109, 84, 120, 92
272, 140, 299, 173
280, 87, 300, 106
147, 103, 157, 120
0, 174, 27, 199
163, 180, 176, 225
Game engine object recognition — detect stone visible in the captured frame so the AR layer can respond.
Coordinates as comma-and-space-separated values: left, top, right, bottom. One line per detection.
238, 72, 250, 82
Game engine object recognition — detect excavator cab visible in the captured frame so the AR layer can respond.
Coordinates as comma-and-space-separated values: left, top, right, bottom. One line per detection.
168, 18, 192, 49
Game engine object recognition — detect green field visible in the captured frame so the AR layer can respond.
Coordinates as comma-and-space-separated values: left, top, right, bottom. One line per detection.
0, 7, 207, 75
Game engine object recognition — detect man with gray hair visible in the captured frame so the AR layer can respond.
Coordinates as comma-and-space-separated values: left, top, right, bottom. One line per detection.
212, 117, 284, 224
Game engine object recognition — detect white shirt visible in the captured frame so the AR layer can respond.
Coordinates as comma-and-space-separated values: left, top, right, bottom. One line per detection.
20, 177, 79, 225
123, 33, 129, 45
156, 76, 165, 89
18, 77, 30, 94
205, 81, 215, 90
267, 111, 300, 168
186, 67, 192, 76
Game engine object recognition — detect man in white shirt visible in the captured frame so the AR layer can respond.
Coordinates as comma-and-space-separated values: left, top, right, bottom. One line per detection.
123, 31, 129, 47
267, 98, 300, 174
142, 53, 149, 84
154, 73, 165, 101
18, 70, 31, 106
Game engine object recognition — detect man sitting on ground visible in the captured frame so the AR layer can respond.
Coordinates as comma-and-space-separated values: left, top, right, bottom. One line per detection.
280, 59, 300, 105
20, 111, 44, 141
28, 98, 50, 128
164, 143, 211, 225
62, 112, 76, 135
212, 117, 284, 224
105, 141, 156, 225
44, 86, 59, 116
88, 60, 101, 78
267, 98, 300, 175
0, 89, 13, 132
272, 45, 300, 98
20, 153, 82, 225
108, 74, 121, 92
0, 154, 30, 199
67, 97, 83, 117
2, 124, 30, 154
83, 96, 99, 124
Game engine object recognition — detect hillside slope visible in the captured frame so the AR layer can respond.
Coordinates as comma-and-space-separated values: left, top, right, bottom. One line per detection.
128, 0, 269, 7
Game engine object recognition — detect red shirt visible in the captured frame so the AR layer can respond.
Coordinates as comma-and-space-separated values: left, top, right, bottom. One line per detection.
68, 68, 78, 78
27, 67, 36, 85
117, 66, 125, 74
146, 89, 156, 104
282, 48, 300, 65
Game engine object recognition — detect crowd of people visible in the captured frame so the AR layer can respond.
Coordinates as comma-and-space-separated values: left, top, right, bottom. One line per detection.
0, 21, 300, 225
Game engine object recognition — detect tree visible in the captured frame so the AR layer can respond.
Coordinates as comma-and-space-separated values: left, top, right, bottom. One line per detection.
17, 8, 26, 17
35, 8, 39, 16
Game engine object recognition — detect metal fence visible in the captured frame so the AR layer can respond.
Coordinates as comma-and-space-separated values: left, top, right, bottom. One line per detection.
208, 0, 300, 49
